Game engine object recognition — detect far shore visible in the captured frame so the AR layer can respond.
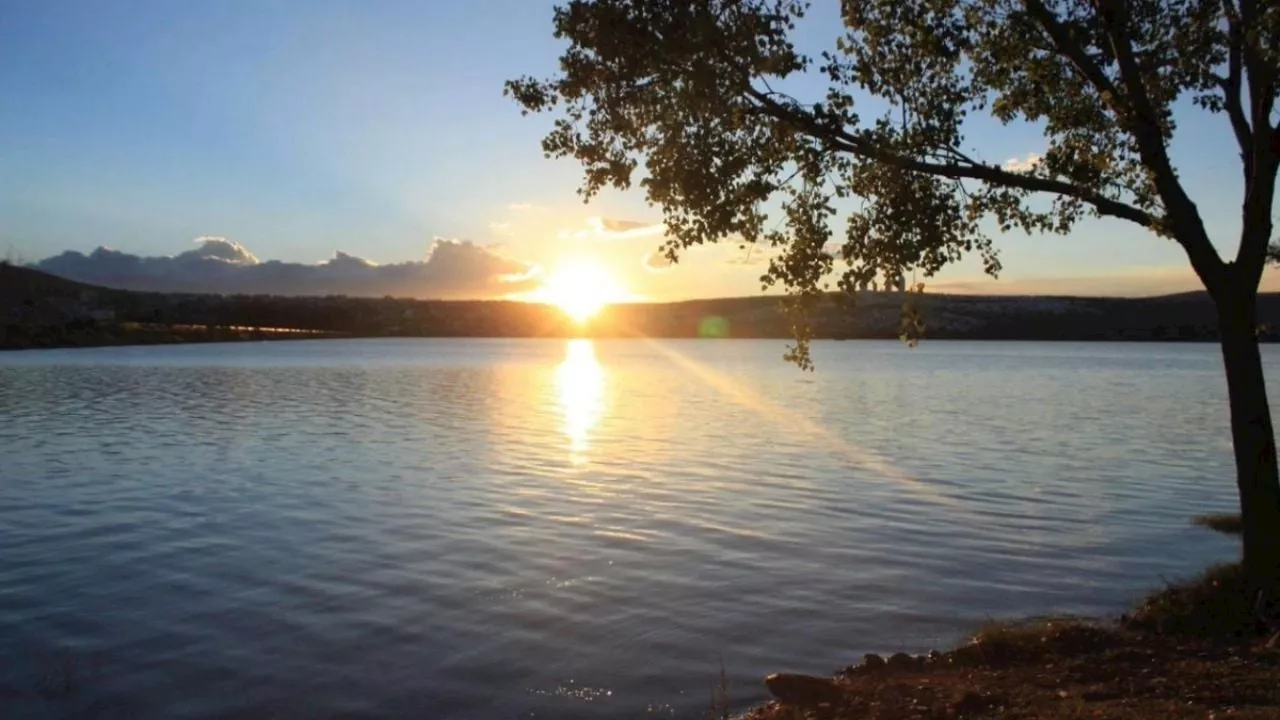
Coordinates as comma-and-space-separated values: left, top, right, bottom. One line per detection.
5, 263, 1280, 350
4, 326, 1271, 353
0, 323, 349, 352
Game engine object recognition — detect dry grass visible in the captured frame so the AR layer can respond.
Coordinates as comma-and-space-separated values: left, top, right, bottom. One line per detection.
707, 658, 732, 720
1124, 562, 1279, 638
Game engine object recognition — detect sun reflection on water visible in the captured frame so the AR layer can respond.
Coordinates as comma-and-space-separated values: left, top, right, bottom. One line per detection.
555, 339, 605, 465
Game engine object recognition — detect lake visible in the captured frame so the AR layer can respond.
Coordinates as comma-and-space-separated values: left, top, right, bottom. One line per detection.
0, 339, 1260, 718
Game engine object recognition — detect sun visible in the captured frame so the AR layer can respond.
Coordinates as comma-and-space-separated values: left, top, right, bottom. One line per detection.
539, 260, 625, 322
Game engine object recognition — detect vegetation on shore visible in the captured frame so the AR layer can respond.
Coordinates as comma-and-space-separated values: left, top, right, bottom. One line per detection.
1194, 513, 1246, 536
740, 562, 1280, 719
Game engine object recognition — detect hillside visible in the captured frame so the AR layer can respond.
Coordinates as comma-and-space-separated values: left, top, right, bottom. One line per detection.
3, 262, 1278, 349
0, 261, 117, 305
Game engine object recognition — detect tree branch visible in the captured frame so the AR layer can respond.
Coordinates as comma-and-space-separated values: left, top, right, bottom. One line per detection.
742, 86, 1158, 230
1092, 1, 1226, 292
1238, 0, 1272, 88
1233, 0, 1279, 280
1236, 0, 1277, 150
1220, 0, 1255, 172
1023, 0, 1125, 114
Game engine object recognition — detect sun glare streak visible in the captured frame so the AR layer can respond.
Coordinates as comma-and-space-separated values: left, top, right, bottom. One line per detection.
639, 337, 969, 514
555, 339, 605, 465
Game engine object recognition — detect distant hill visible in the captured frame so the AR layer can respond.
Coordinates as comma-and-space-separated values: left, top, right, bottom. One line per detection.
604, 290, 1280, 341
2, 262, 1277, 349
0, 261, 112, 304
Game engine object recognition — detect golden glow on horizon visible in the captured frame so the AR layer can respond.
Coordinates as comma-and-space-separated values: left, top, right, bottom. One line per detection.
555, 339, 604, 465
535, 259, 627, 323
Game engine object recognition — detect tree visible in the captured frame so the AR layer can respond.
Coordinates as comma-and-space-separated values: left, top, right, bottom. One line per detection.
508, 0, 1280, 587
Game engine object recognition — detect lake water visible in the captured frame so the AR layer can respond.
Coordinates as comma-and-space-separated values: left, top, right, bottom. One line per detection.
0, 339, 1261, 719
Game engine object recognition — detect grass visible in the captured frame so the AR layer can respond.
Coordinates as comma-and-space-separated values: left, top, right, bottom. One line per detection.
706, 658, 732, 720
739, 562, 1280, 719
1193, 512, 1244, 536
1125, 562, 1279, 638
964, 616, 1121, 665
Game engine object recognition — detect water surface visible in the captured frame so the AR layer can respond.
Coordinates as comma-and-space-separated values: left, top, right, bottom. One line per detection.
0, 339, 1257, 718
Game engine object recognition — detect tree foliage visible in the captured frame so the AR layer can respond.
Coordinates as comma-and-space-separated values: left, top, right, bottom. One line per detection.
508, 0, 1279, 367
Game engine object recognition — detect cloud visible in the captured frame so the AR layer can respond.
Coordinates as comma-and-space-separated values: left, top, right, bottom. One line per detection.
508, 202, 535, 211
180, 236, 260, 265
1002, 152, 1043, 173
642, 250, 675, 272
32, 237, 541, 299
598, 218, 649, 232
489, 221, 513, 236
725, 246, 775, 265
498, 263, 544, 283
579, 216, 664, 240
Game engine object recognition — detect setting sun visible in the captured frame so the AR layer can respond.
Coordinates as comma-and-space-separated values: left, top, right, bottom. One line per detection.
537, 260, 627, 322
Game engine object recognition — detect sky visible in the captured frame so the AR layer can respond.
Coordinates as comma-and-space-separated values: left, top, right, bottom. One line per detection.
1, 0, 1275, 300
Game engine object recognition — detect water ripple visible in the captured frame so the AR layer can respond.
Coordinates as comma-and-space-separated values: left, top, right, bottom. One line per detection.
0, 339, 1258, 718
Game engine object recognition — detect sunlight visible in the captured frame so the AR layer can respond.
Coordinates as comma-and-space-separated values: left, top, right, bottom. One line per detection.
538, 260, 626, 323
637, 338, 973, 516
555, 339, 605, 465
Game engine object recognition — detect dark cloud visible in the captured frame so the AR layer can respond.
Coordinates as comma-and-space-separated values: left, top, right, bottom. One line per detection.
33, 237, 542, 299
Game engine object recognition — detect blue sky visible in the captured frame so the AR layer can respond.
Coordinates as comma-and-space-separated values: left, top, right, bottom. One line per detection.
1, 0, 1273, 299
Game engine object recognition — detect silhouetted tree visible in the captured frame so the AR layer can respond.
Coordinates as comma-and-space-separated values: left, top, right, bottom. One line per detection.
508, 1, 1280, 586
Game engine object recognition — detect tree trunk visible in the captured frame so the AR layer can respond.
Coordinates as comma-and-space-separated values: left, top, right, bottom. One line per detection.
1218, 289, 1280, 588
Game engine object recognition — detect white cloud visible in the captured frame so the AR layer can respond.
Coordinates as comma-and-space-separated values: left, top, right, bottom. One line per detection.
508, 202, 534, 211
579, 216, 665, 240
180, 236, 260, 265
642, 250, 675, 272
1002, 152, 1043, 173
489, 221, 512, 236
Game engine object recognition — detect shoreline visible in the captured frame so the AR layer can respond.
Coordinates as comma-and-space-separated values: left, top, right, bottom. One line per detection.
0, 323, 348, 352
737, 520, 1277, 719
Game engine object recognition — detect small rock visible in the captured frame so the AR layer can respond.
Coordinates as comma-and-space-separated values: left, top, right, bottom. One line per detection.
763, 673, 848, 708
